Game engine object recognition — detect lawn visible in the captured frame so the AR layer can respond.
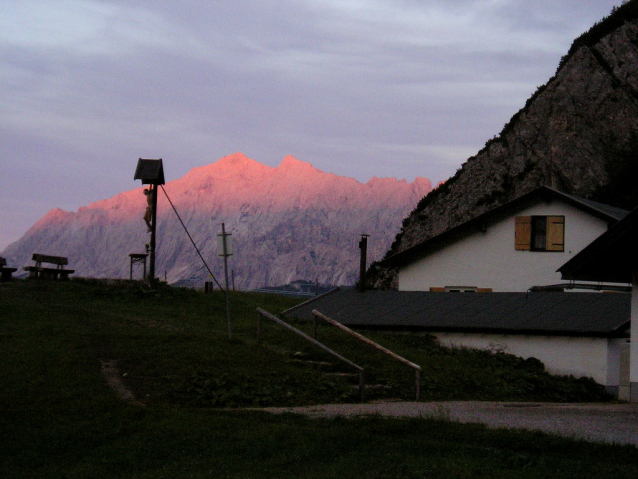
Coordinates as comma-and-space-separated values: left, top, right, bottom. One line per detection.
1, 279, 636, 478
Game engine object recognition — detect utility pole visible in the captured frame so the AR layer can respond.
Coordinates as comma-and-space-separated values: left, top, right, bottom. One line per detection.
218, 223, 233, 339
148, 184, 158, 281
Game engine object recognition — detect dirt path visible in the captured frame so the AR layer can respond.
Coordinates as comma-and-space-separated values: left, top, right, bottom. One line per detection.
100, 359, 144, 406
260, 401, 638, 447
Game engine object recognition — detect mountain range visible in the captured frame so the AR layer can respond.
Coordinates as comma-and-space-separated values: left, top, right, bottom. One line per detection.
1, 153, 431, 289
7, 3, 638, 291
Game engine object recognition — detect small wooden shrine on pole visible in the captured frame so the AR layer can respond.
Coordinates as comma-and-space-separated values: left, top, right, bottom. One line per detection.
134, 158, 165, 282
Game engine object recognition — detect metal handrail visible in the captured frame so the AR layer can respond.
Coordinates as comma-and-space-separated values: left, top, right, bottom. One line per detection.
256, 308, 366, 401
312, 309, 422, 401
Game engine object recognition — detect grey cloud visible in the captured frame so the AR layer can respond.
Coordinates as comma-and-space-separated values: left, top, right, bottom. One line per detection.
0, 0, 623, 249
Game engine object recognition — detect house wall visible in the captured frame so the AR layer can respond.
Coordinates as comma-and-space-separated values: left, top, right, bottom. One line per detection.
434, 332, 625, 394
399, 201, 612, 292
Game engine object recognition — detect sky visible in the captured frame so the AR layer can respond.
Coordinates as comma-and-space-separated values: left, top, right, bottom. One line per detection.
0, 0, 625, 251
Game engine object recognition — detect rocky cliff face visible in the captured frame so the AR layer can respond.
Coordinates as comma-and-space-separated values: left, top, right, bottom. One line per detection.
2, 153, 431, 289
371, 2, 638, 288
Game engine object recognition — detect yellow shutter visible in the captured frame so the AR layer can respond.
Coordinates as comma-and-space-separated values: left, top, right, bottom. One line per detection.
515, 216, 531, 250
546, 216, 565, 251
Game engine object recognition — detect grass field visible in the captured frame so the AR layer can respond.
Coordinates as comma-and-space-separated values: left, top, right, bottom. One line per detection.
1, 279, 636, 478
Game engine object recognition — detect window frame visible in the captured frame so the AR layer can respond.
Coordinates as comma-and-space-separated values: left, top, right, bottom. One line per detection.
515, 215, 564, 252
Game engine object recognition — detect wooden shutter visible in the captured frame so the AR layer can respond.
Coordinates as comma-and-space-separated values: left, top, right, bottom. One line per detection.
515, 216, 531, 250
546, 216, 565, 251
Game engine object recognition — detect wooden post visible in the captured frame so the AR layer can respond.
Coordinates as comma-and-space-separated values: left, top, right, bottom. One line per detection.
149, 184, 158, 282
134, 158, 164, 284
312, 309, 423, 401
257, 311, 263, 345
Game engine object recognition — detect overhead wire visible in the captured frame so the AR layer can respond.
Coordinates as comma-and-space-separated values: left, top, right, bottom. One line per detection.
160, 185, 225, 292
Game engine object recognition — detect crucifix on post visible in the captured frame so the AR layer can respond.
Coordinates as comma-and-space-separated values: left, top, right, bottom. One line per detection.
134, 158, 165, 283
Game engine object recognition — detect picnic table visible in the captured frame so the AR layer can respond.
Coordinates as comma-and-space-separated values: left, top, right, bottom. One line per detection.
24, 254, 75, 280
0, 257, 17, 282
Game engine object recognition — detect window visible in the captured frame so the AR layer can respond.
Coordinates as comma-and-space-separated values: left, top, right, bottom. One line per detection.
445, 286, 477, 293
515, 216, 564, 252
429, 287, 493, 293
531, 216, 546, 250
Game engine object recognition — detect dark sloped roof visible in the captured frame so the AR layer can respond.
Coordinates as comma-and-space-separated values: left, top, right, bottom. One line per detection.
134, 158, 165, 185
283, 289, 630, 337
383, 186, 628, 268
560, 192, 629, 220
559, 206, 638, 284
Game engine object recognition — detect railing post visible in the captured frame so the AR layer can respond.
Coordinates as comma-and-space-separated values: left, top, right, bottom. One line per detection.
359, 371, 366, 403
256, 308, 364, 401
312, 309, 423, 402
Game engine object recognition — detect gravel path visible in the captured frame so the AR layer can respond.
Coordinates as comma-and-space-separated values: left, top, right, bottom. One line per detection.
261, 401, 638, 447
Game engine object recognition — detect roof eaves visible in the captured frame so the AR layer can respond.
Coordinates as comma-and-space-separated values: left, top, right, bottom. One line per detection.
557, 190, 628, 221
382, 187, 627, 268
558, 205, 638, 282
348, 324, 629, 338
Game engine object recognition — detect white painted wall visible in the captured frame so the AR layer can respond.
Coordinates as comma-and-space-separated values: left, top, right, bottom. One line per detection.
434, 332, 624, 390
399, 200, 612, 292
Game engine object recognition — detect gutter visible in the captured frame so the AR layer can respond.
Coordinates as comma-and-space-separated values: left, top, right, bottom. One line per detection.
528, 282, 631, 293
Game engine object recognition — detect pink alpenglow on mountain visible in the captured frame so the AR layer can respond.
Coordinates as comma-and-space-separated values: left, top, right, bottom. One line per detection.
2, 153, 431, 289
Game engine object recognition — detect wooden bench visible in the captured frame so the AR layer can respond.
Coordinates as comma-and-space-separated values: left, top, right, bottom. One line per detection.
0, 257, 18, 282
24, 254, 75, 280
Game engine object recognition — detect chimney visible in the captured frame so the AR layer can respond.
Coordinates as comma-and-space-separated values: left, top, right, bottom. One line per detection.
358, 234, 369, 293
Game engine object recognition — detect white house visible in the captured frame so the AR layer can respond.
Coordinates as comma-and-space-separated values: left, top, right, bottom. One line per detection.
385, 187, 628, 293
281, 188, 636, 398
558, 205, 638, 402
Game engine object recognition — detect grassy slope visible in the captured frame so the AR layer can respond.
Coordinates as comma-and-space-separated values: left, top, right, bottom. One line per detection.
1, 279, 636, 478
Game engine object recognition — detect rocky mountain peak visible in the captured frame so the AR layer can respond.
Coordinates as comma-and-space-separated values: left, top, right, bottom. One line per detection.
278, 155, 314, 170
183, 152, 272, 182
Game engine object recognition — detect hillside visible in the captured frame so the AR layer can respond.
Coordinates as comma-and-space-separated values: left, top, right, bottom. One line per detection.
3, 279, 632, 478
1, 153, 431, 289
371, 1, 638, 288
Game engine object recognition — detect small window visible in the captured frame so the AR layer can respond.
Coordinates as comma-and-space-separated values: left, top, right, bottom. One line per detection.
430, 287, 493, 293
444, 286, 477, 293
515, 216, 564, 252
531, 216, 547, 250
